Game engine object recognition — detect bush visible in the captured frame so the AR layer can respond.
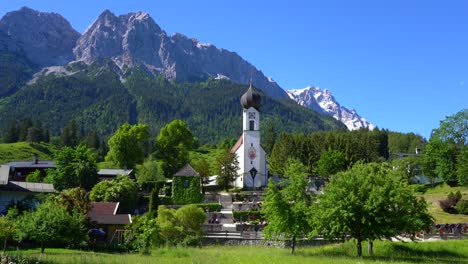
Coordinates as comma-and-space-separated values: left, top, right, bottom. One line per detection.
233, 210, 262, 222
193, 203, 221, 212
439, 191, 462, 213
456, 200, 468, 215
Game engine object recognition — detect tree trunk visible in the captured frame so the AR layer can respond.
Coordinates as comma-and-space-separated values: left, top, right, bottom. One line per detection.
291, 235, 296, 254
357, 239, 362, 257
41, 242, 45, 254
367, 240, 373, 256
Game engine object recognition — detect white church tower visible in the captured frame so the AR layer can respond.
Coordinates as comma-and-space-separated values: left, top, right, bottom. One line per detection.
231, 85, 268, 189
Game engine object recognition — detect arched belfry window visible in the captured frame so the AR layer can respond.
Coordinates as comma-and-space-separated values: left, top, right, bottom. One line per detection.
249, 120, 255, 130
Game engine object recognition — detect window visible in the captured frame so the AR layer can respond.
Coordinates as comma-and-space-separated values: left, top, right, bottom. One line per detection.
249, 120, 255, 130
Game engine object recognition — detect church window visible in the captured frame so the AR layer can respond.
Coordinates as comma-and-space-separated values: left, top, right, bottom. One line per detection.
249, 120, 255, 130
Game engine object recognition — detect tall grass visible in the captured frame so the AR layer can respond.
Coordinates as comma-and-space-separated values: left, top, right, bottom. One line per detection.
6, 240, 468, 264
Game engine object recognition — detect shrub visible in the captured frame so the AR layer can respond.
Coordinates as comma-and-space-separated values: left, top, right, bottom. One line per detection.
439, 191, 462, 213
193, 203, 221, 212
233, 210, 263, 222
456, 200, 468, 215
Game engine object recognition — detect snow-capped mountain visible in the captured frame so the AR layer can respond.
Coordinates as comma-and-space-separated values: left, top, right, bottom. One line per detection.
287, 87, 375, 131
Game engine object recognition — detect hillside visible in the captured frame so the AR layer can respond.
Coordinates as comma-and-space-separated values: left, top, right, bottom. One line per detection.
0, 142, 56, 164
0, 62, 345, 143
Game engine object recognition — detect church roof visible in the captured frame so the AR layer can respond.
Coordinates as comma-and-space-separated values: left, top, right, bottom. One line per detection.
240, 85, 261, 111
174, 164, 199, 177
230, 135, 243, 154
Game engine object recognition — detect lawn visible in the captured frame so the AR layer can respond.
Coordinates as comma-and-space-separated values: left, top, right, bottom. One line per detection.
419, 183, 468, 223
0, 142, 56, 164
5, 240, 468, 264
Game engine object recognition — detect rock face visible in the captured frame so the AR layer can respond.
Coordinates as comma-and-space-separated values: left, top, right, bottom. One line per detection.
73, 10, 288, 98
287, 86, 375, 131
0, 7, 80, 67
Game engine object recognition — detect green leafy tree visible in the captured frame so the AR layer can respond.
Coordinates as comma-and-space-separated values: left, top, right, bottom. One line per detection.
18, 118, 33, 142
131, 215, 160, 254
312, 162, 433, 257
25, 170, 42, 183
89, 175, 138, 213
391, 156, 422, 182
45, 144, 98, 190
3, 121, 19, 143
148, 188, 160, 218
315, 150, 346, 177
16, 199, 86, 253
0, 208, 18, 253
157, 205, 205, 246
60, 119, 79, 147
431, 109, 468, 147
423, 138, 457, 183
264, 119, 278, 156
263, 159, 313, 254
155, 120, 194, 178
215, 148, 240, 191
26, 126, 42, 144
135, 160, 164, 191
194, 158, 212, 194
456, 146, 468, 185
106, 123, 150, 169
57, 187, 91, 217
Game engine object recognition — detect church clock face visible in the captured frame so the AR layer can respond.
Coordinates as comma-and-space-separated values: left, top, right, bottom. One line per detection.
248, 146, 257, 160
249, 112, 256, 120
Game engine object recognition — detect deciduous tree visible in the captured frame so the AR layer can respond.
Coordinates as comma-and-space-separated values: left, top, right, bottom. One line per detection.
89, 175, 138, 213
215, 149, 239, 191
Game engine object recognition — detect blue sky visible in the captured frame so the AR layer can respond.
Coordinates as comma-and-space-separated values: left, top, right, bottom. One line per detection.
1, 0, 467, 139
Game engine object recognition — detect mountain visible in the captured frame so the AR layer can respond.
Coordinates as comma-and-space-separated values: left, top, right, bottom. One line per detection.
73, 10, 288, 98
0, 61, 345, 143
0, 7, 80, 67
287, 86, 375, 131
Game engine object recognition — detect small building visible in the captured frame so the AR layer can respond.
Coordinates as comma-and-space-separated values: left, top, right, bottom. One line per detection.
0, 165, 55, 213
172, 164, 202, 204
6, 154, 55, 181
88, 202, 132, 243
97, 169, 133, 181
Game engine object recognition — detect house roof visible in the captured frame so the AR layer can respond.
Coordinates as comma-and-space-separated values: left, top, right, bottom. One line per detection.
0, 181, 55, 193
174, 164, 199, 177
90, 214, 132, 225
0, 165, 9, 185
97, 169, 133, 177
7, 160, 55, 169
230, 134, 243, 154
89, 202, 119, 215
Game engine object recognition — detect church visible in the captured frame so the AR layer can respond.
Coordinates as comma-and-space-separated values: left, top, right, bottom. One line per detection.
230, 85, 268, 189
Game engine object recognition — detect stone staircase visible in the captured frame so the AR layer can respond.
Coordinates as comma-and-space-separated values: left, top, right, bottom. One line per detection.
219, 193, 236, 231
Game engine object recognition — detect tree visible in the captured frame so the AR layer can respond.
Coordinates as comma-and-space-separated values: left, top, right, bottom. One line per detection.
25, 170, 42, 183
431, 109, 468, 147
391, 155, 422, 182
106, 123, 150, 169
0, 208, 18, 253
423, 138, 457, 183
263, 159, 313, 254
312, 162, 433, 257
264, 120, 278, 156
148, 188, 159, 218
135, 160, 164, 191
3, 121, 19, 143
26, 126, 42, 144
157, 205, 205, 246
45, 144, 98, 190
456, 146, 468, 185
16, 199, 86, 253
215, 148, 239, 191
60, 119, 79, 147
89, 175, 138, 213
57, 187, 91, 217
315, 150, 346, 177
155, 120, 194, 178
194, 158, 212, 194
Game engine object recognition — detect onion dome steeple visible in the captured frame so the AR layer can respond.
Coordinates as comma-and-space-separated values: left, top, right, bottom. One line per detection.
241, 84, 261, 111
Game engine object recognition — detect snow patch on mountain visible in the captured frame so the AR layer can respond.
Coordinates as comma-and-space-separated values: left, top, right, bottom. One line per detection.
287, 86, 375, 131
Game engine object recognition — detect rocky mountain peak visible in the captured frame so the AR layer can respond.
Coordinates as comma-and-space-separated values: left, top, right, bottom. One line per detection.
287, 86, 375, 131
0, 7, 80, 66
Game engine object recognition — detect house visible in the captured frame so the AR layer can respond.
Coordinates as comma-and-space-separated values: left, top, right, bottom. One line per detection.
97, 169, 133, 181
0, 165, 55, 214
6, 154, 55, 181
88, 202, 132, 243
172, 164, 202, 204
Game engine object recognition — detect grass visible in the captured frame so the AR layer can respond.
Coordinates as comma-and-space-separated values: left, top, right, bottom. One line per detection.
418, 183, 468, 223
0, 142, 57, 164
5, 240, 468, 264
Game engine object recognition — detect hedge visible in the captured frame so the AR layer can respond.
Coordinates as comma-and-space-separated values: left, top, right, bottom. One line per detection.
233, 210, 263, 222
193, 203, 222, 212
172, 176, 202, 204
